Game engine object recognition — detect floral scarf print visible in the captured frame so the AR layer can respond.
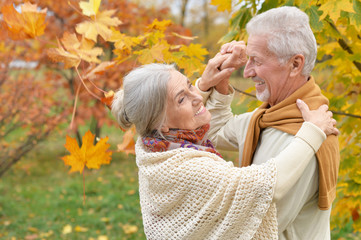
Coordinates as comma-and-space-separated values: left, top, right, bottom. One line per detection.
142, 124, 222, 158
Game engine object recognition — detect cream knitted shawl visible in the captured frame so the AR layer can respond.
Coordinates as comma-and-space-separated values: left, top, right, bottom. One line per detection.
135, 139, 278, 240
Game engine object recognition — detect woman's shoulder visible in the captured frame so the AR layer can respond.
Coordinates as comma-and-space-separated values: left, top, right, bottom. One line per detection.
135, 138, 226, 166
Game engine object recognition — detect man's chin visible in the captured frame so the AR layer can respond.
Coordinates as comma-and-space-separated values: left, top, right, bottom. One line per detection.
256, 91, 270, 103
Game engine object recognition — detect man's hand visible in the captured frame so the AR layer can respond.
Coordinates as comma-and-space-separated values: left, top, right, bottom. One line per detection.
297, 99, 339, 136
199, 53, 235, 94
220, 40, 248, 70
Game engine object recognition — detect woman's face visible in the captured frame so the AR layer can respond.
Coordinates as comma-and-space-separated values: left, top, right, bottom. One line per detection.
161, 70, 211, 132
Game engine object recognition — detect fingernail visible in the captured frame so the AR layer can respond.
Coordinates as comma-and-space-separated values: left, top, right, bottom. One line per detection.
296, 99, 301, 104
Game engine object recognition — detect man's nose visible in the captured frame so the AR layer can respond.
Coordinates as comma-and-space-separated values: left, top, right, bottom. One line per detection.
243, 61, 255, 78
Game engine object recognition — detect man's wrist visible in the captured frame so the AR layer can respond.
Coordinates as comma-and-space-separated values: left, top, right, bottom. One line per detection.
215, 82, 229, 95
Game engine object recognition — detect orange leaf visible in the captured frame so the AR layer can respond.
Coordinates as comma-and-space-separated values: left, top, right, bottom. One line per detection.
352, 208, 360, 221
47, 32, 103, 68
84, 61, 115, 80
117, 127, 136, 155
146, 19, 172, 32
101, 90, 114, 109
62, 130, 112, 173
1, 2, 47, 40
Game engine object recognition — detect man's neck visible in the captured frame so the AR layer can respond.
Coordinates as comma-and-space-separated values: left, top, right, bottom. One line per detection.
269, 75, 309, 106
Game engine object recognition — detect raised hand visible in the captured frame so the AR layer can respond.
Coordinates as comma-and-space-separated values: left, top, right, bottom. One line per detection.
199, 53, 235, 93
219, 40, 248, 70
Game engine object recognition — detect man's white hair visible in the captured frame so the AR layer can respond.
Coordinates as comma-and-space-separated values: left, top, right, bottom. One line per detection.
246, 6, 317, 76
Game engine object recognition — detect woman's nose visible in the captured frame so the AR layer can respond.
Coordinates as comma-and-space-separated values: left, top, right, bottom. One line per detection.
192, 92, 203, 105
243, 61, 255, 78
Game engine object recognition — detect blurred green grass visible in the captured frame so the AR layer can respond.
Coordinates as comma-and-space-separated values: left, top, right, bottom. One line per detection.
0, 125, 145, 240
0, 75, 359, 239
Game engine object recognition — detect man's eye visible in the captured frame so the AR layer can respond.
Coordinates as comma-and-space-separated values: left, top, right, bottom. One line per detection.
188, 83, 193, 89
179, 97, 185, 104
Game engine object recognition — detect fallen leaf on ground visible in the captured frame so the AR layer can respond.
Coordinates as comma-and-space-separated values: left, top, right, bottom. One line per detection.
62, 224, 72, 234
122, 224, 138, 234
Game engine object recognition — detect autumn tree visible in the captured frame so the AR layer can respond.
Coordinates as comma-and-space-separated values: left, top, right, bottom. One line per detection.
211, 0, 361, 234
1, 0, 209, 177
0, 2, 68, 177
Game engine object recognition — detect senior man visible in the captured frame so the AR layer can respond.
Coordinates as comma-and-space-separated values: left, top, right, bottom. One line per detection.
197, 6, 340, 240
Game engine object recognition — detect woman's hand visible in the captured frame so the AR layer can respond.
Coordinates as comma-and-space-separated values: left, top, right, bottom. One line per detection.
199, 53, 235, 94
296, 99, 339, 136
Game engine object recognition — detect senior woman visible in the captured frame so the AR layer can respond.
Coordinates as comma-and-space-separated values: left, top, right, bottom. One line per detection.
111, 63, 338, 240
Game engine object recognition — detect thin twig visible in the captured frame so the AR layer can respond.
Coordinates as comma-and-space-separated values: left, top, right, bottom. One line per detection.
232, 85, 361, 119
74, 67, 100, 100
69, 84, 82, 130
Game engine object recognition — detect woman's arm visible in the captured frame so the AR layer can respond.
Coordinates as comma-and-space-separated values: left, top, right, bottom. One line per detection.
273, 99, 338, 201
273, 121, 325, 201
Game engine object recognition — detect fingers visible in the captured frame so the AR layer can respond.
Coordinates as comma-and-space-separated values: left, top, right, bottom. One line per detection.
318, 104, 329, 112
209, 54, 229, 68
220, 40, 245, 54
296, 99, 310, 117
216, 67, 235, 79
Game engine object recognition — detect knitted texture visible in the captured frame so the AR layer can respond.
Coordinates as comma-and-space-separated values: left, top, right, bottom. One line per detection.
135, 139, 278, 240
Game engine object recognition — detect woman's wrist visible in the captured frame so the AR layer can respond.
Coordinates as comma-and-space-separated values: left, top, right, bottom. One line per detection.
296, 122, 326, 153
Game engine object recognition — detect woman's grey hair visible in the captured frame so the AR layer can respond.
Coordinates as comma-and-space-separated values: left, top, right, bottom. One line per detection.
111, 63, 175, 137
246, 6, 317, 76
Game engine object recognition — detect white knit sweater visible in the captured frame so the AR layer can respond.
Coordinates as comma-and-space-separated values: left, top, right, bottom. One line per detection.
135, 139, 278, 240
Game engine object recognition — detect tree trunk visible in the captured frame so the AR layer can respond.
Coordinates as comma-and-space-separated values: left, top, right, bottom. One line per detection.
180, 0, 189, 27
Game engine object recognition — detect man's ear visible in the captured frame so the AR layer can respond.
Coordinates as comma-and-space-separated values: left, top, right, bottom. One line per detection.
289, 54, 305, 77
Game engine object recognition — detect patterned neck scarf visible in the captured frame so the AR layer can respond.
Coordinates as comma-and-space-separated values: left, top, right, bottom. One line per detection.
142, 124, 222, 158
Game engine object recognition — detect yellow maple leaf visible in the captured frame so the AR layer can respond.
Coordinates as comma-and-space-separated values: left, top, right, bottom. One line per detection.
319, 0, 355, 23
79, 0, 101, 16
62, 130, 112, 173
135, 42, 169, 64
1, 2, 47, 40
76, 10, 122, 41
210, 0, 232, 12
180, 43, 209, 61
177, 57, 205, 77
146, 19, 172, 32
47, 32, 103, 68
109, 30, 141, 50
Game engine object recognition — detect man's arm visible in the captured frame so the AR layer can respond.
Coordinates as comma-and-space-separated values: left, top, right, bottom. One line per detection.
196, 79, 253, 151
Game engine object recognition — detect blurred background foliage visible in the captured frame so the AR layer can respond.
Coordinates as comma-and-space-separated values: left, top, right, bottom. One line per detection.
0, 0, 360, 239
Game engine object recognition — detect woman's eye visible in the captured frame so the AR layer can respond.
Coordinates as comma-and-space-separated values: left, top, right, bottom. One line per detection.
188, 83, 193, 89
179, 97, 185, 104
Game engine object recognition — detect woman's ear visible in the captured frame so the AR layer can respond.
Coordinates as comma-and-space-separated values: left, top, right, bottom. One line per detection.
160, 124, 169, 133
289, 54, 305, 77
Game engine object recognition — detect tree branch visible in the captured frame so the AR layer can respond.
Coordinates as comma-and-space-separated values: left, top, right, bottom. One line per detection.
326, 20, 361, 73
232, 86, 361, 119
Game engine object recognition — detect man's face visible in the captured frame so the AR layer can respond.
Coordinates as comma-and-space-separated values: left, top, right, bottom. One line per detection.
243, 35, 292, 106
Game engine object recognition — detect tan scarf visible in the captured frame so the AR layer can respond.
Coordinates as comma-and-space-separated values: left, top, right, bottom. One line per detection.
241, 77, 340, 210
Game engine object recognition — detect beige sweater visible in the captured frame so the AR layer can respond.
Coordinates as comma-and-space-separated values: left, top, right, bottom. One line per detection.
135, 123, 325, 239
197, 83, 331, 239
